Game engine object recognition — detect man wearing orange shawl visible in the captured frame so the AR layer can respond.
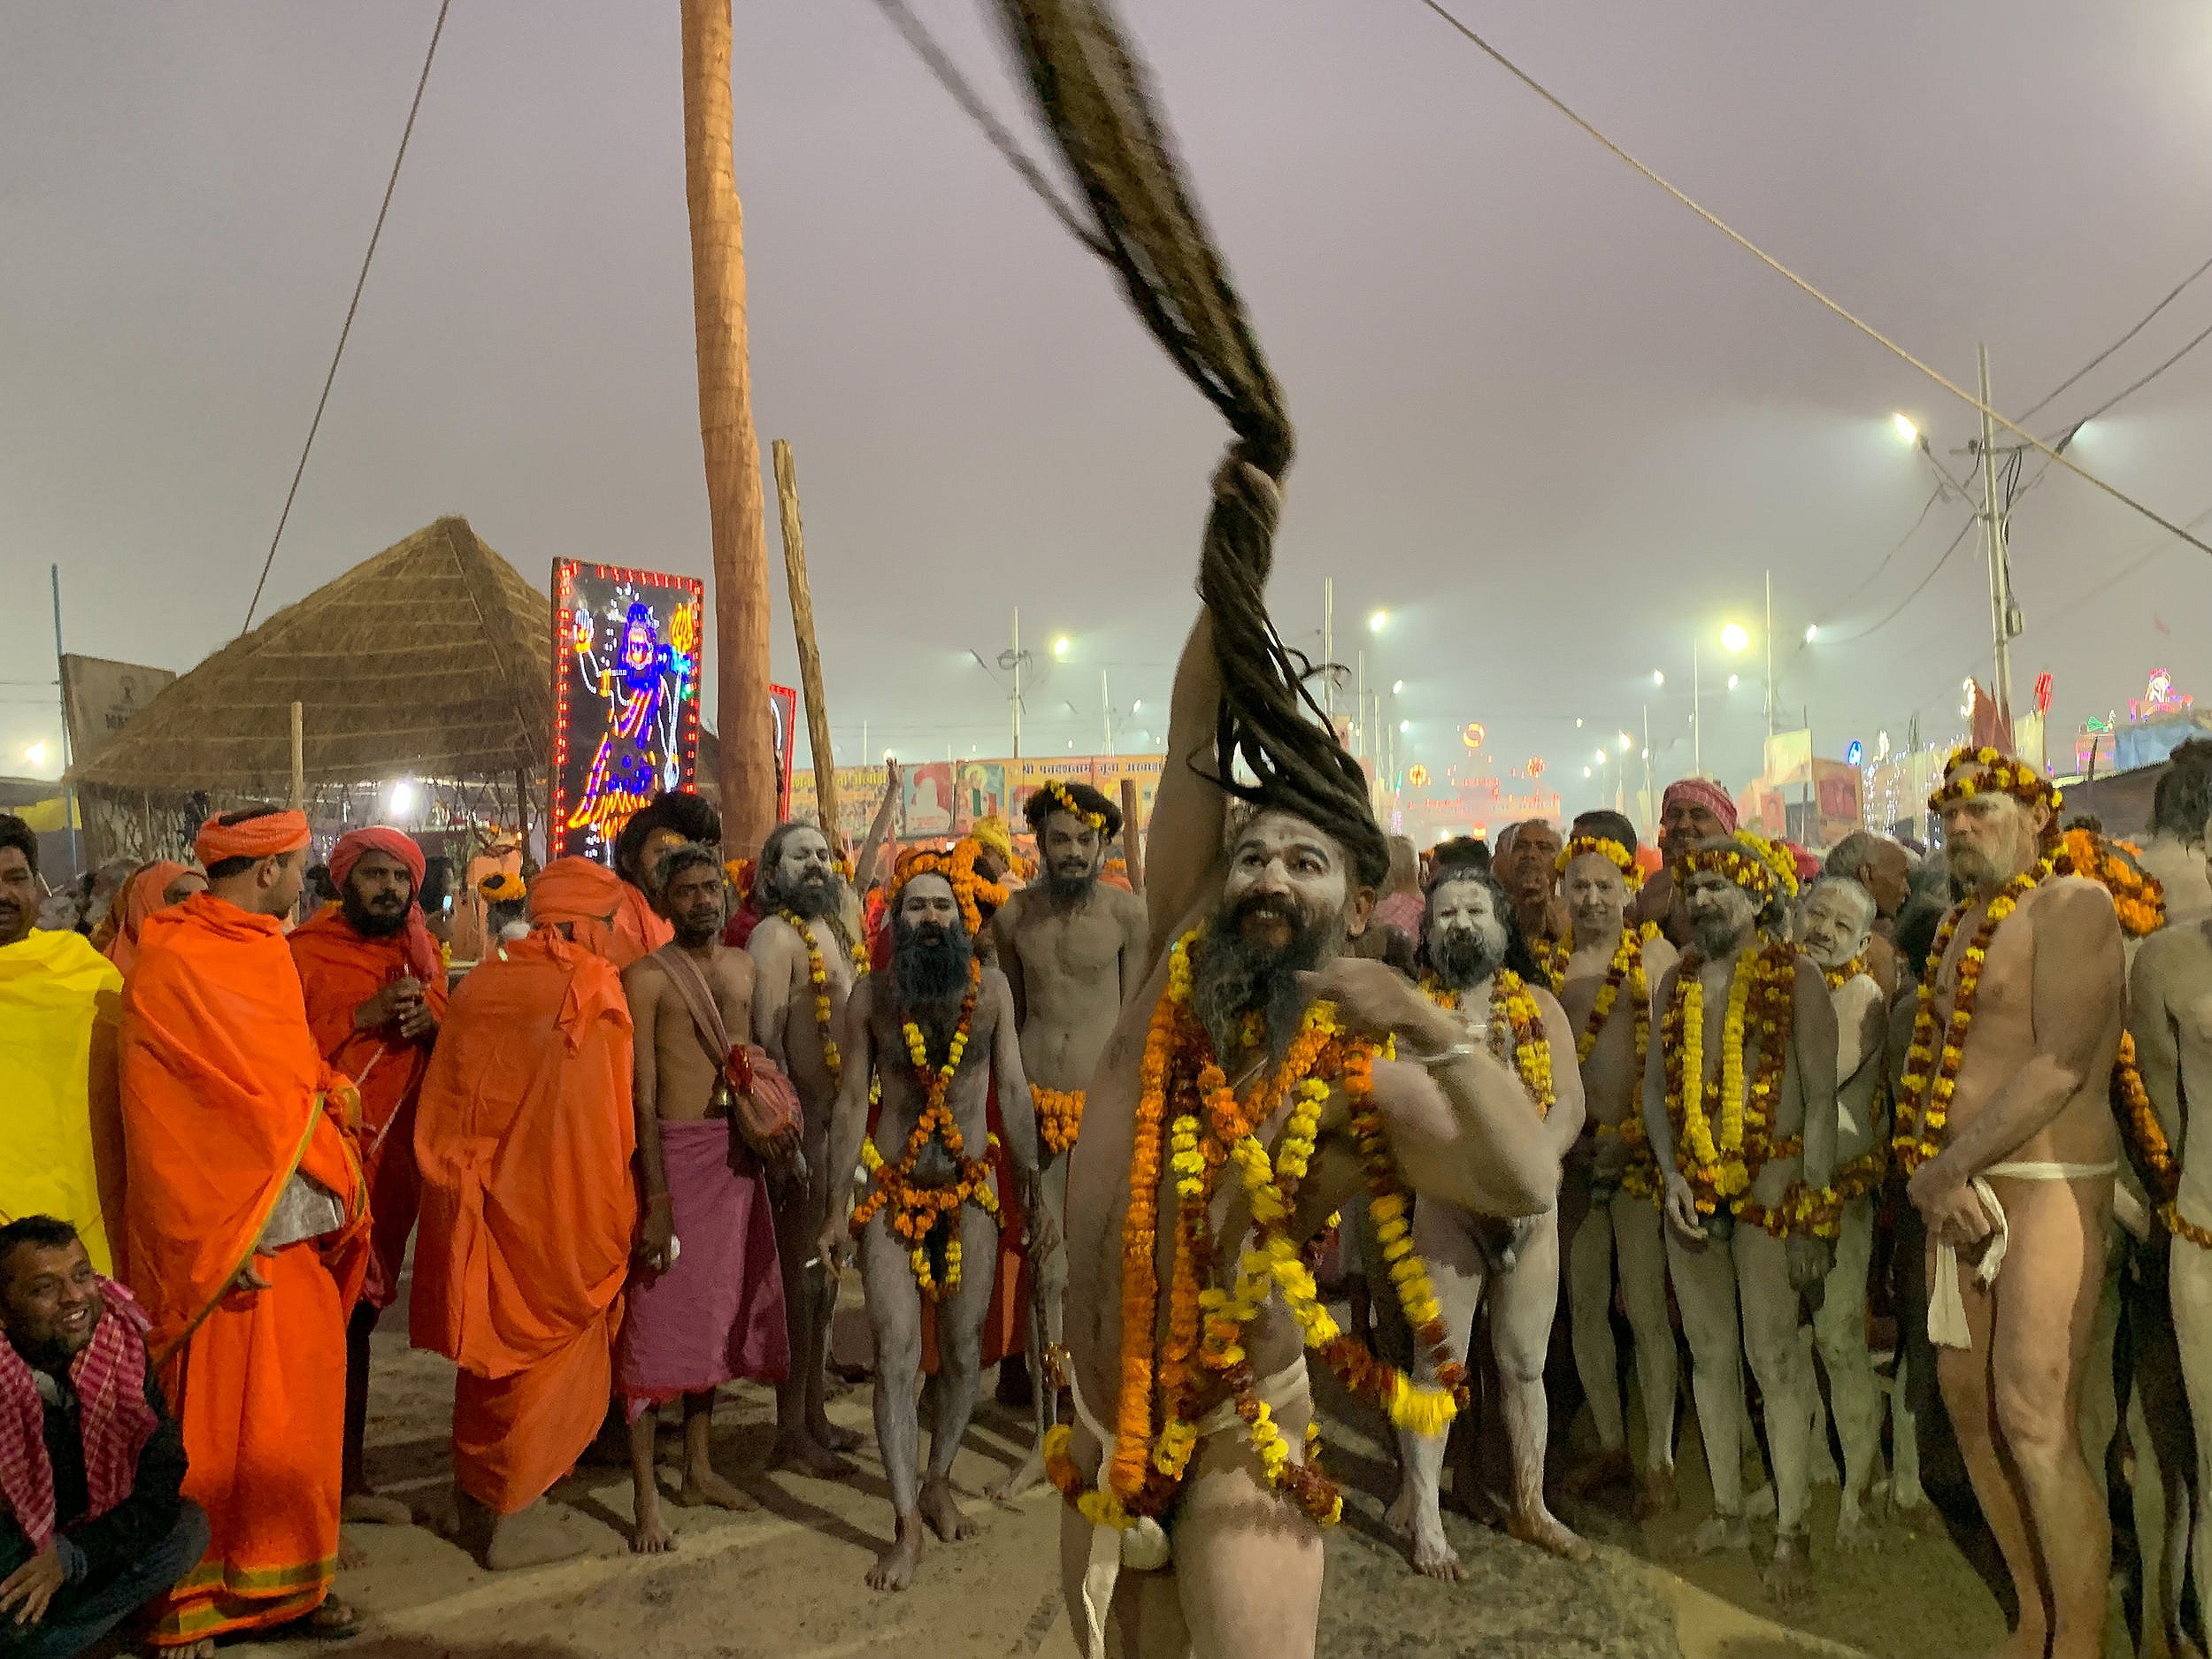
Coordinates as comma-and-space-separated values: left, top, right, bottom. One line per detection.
96, 862, 205, 979
288, 826, 447, 1530
119, 808, 368, 1652
610, 792, 720, 967
410, 856, 637, 1571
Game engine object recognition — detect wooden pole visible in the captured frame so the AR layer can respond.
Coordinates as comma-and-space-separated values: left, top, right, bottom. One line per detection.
1119, 778, 1144, 892
288, 702, 305, 810
772, 439, 839, 843
681, 0, 776, 853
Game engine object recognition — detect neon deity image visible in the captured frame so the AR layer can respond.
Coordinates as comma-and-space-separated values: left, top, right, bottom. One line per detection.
549, 559, 703, 862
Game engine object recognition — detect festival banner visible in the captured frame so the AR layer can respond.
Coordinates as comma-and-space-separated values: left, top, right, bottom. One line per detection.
549, 560, 704, 864
59, 654, 175, 765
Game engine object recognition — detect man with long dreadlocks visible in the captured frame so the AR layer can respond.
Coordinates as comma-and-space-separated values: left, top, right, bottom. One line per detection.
749, 820, 866, 1479
816, 848, 1048, 1593
987, 780, 1148, 1501
1643, 829, 1838, 1609
1385, 864, 1587, 1577
1898, 749, 2126, 1659
1552, 815, 1681, 1518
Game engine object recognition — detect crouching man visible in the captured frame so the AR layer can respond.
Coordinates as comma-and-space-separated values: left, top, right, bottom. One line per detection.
0, 1217, 206, 1659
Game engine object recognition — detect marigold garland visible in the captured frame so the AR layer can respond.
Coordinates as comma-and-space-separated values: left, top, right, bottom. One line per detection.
1822, 956, 1869, 992
2055, 827, 2165, 939
1033, 1084, 1086, 1157
1576, 923, 1659, 1067
848, 959, 1002, 1301
1530, 933, 1571, 995
2112, 1030, 2178, 1204
782, 910, 841, 1092
1927, 745, 2062, 823
1420, 970, 1554, 1117
1662, 939, 1795, 1216
1036, 780, 1110, 834
1555, 833, 1644, 891
1672, 831, 1800, 908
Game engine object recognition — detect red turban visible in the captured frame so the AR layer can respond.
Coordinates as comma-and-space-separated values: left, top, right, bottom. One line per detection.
1661, 778, 1739, 836
528, 856, 626, 962
192, 808, 311, 866
329, 827, 442, 984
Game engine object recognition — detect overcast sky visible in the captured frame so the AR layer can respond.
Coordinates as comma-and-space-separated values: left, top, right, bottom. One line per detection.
5, 0, 2211, 817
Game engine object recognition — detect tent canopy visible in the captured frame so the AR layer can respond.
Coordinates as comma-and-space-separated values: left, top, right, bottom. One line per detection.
73, 518, 552, 795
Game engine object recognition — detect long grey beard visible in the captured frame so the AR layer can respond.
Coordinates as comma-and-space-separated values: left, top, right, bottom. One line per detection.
1427, 927, 1501, 991
1189, 909, 1345, 1065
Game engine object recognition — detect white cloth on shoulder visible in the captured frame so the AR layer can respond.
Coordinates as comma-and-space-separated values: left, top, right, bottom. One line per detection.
1927, 1161, 2117, 1350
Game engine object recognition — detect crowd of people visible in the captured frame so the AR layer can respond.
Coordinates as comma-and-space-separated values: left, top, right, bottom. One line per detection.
8, 698, 2212, 1659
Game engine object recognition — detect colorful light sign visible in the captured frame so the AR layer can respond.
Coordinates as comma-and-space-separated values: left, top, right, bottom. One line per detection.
1845, 740, 1863, 766
1407, 764, 1430, 787
1462, 722, 1486, 750
2033, 672, 2054, 715
1525, 757, 1546, 779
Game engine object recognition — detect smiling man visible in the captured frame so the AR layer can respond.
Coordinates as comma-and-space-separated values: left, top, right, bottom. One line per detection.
1631, 778, 1740, 950
288, 826, 447, 1531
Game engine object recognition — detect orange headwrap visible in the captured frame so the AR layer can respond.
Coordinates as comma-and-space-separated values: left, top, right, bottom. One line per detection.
527, 856, 626, 962
328, 826, 442, 984
192, 808, 311, 867
104, 860, 194, 977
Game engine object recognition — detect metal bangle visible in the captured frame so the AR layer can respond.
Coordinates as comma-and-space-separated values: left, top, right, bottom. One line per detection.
1412, 1040, 1479, 1071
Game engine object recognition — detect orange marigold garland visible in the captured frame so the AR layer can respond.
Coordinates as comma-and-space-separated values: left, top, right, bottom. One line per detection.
1530, 933, 1571, 995
1033, 1085, 1085, 1157
782, 910, 842, 1092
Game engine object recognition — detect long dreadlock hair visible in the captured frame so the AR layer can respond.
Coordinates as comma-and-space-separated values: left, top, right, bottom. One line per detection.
993, 0, 1390, 891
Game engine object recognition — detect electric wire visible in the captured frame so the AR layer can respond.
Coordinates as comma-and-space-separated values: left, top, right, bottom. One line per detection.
2018, 249, 2212, 424
1405, 0, 2212, 562
1817, 516, 1978, 645
241, 0, 451, 634
2046, 312, 2212, 442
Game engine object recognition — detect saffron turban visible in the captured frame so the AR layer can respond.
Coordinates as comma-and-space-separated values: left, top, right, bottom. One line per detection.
192, 809, 311, 867
328, 826, 442, 984
528, 856, 625, 961
1662, 778, 1738, 836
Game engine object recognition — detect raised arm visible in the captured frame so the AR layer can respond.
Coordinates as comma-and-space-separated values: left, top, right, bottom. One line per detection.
1917, 882, 2124, 1192
748, 923, 796, 1072
1144, 610, 1228, 972
856, 761, 902, 888
816, 979, 879, 1271
621, 962, 674, 1271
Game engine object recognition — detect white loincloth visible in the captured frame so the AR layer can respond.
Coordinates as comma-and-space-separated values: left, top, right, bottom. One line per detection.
1066, 1356, 1310, 1659
1928, 1161, 2118, 1349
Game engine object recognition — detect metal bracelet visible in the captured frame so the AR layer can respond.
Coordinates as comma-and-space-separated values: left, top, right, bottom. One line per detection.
1411, 1040, 1479, 1071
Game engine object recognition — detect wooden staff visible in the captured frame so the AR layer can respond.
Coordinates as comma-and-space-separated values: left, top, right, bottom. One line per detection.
1119, 777, 1144, 892
288, 701, 305, 810
772, 439, 839, 844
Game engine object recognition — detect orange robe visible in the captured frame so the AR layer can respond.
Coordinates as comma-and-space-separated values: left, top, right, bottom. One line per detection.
410, 929, 637, 1515
288, 911, 449, 1311
119, 893, 367, 1647
611, 879, 672, 969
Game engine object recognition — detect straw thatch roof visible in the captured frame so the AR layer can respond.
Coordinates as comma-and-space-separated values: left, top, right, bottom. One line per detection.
73, 517, 552, 795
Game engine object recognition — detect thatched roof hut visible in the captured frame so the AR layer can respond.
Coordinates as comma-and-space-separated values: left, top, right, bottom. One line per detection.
75, 516, 550, 795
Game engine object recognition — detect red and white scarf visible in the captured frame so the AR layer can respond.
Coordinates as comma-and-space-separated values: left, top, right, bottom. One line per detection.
0, 1279, 158, 1551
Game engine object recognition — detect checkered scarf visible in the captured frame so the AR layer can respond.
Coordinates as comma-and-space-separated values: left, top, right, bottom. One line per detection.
0, 1279, 157, 1552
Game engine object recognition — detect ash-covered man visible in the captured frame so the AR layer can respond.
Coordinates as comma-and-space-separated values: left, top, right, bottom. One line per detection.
988, 780, 1148, 1499
1794, 875, 1891, 1548
1629, 778, 1739, 950
1823, 831, 1915, 997
1552, 818, 1680, 1517
618, 844, 790, 1554
1644, 830, 1838, 1608
1897, 749, 2125, 1659
1386, 864, 1587, 1575
1494, 818, 1568, 991
816, 849, 1049, 1593
1052, 463, 1554, 1659
748, 821, 866, 1478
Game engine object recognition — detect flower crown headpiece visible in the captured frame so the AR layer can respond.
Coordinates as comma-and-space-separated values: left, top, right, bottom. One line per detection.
1555, 833, 1643, 892
1927, 745, 2062, 820
1036, 779, 1110, 834
1674, 830, 1799, 904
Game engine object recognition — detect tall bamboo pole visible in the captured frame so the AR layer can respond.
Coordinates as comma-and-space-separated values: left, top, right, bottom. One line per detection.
1119, 778, 1144, 892
772, 440, 839, 843
681, 0, 775, 851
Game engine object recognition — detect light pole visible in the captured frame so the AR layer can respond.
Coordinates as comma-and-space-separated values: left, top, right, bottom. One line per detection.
967, 607, 1056, 759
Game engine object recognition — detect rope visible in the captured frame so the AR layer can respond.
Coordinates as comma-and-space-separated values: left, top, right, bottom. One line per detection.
1409, 0, 2212, 564
241, 0, 452, 634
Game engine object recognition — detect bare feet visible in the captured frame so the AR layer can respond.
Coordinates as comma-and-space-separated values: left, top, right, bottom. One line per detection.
772, 1431, 856, 1480
1762, 1531, 1816, 1610
989, 1443, 1047, 1503
1384, 1482, 1462, 1580
810, 1417, 865, 1455
1633, 1465, 1680, 1520
336, 1536, 370, 1571
308, 1595, 364, 1638
342, 1491, 414, 1526
1559, 1447, 1634, 1500
162, 1641, 217, 1658
1690, 1510, 1751, 1555
1508, 1506, 1593, 1564
868, 1513, 926, 1592
677, 1466, 758, 1513
918, 1473, 979, 1543
632, 1490, 677, 1555
480, 1500, 594, 1571
1834, 1498, 1878, 1550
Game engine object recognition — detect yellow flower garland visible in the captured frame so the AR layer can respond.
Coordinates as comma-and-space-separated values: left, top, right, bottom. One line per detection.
1038, 779, 1109, 834
782, 910, 841, 1092
1662, 939, 1795, 1214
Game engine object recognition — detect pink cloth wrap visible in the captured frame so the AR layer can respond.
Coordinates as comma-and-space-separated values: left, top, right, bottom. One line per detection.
615, 1119, 788, 1418
1663, 777, 1739, 835
328, 827, 442, 985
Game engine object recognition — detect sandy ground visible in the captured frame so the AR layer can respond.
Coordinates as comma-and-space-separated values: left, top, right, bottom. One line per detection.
197, 1286, 1987, 1659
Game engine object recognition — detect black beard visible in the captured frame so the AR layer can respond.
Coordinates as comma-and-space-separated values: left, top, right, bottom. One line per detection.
342, 891, 407, 939
1694, 910, 1755, 956
1047, 864, 1098, 903
771, 871, 839, 920
672, 913, 722, 949
1191, 892, 1343, 1064
1427, 927, 1500, 991
893, 913, 972, 1056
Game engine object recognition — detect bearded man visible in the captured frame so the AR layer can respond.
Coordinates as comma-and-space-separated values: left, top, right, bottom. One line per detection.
984, 781, 1148, 1500
1794, 875, 1891, 1548
1896, 749, 2125, 1659
0, 815, 127, 1280
121, 808, 368, 1649
411, 857, 638, 1571
2137, 740, 2212, 924
1629, 778, 1738, 950
1494, 818, 1567, 991
816, 850, 1049, 1592
1385, 864, 1587, 1575
287, 826, 446, 1530
1644, 830, 1838, 1608
1552, 818, 1680, 1517
748, 819, 865, 1478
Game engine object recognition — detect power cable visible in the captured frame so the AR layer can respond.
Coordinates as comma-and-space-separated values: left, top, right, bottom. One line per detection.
1404, 0, 2212, 561
2045, 311, 2212, 442
241, 0, 452, 634
1819, 483, 1939, 619
1816, 516, 1977, 645
2017, 250, 2212, 424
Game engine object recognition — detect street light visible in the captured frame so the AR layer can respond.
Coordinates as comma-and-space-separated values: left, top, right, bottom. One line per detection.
1594, 748, 1607, 765
1652, 670, 1665, 687
24, 741, 47, 768
1369, 610, 1387, 633
1392, 680, 1403, 695
1617, 733, 1632, 753
1892, 412, 1920, 444
1052, 636, 1071, 658
1720, 622, 1751, 653
1399, 719, 1410, 733
1727, 673, 1740, 690
1803, 624, 1817, 643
